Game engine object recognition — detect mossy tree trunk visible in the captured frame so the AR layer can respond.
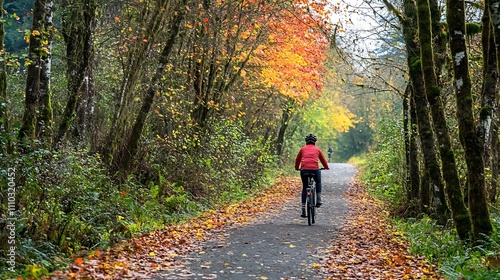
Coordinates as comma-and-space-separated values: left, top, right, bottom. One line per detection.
399, 0, 446, 219
74, 1, 97, 145
57, 0, 97, 146
481, 0, 499, 203
446, 0, 493, 239
419, 0, 471, 228
18, 0, 47, 146
407, 85, 421, 214
119, 0, 187, 175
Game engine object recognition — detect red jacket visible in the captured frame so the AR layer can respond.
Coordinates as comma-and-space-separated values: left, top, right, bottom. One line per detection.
295, 144, 329, 170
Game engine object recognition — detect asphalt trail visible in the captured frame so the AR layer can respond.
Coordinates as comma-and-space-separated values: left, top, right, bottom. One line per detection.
153, 163, 356, 280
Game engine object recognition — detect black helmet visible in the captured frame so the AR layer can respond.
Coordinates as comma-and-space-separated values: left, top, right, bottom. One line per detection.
305, 134, 317, 144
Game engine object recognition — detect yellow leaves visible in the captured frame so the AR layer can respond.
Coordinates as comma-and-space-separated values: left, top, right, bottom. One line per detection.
31, 30, 41, 36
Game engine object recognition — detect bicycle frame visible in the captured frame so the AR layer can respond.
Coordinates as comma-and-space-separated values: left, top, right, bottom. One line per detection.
304, 172, 317, 225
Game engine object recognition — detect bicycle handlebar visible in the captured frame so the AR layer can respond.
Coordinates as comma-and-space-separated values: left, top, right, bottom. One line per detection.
297, 167, 329, 171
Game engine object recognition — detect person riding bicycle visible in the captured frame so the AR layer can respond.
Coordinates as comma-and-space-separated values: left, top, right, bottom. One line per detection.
295, 134, 329, 218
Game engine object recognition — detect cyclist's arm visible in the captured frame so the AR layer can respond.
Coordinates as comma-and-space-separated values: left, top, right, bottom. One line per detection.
294, 149, 303, 170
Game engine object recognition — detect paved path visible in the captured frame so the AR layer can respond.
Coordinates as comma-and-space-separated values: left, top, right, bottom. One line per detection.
153, 163, 356, 279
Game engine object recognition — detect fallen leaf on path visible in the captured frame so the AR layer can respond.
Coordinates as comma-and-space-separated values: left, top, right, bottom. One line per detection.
322, 181, 443, 280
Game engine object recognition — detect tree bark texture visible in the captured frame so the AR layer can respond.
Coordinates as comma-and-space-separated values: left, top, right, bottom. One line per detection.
419, 0, 470, 227
415, 0, 450, 223
401, 0, 437, 215
57, 0, 97, 146
447, 0, 492, 238
481, 1, 499, 202
18, 0, 47, 144
37, 0, 54, 141
408, 85, 421, 215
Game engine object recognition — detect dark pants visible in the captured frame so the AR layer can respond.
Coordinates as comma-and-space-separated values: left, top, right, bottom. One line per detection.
300, 169, 322, 204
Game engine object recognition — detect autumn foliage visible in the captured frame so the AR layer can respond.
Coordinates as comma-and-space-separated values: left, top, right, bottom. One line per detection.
252, 0, 330, 102
322, 182, 443, 279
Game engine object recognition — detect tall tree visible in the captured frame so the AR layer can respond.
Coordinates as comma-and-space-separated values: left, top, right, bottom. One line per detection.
119, 0, 187, 174
102, 0, 168, 165
18, 0, 47, 145
418, 0, 469, 227
36, 0, 54, 140
401, 0, 447, 220
483, 0, 500, 202
448, 0, 492, 238
57, 0, 97, 145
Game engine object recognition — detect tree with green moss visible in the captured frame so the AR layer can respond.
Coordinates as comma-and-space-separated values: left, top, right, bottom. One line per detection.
448, 0, 492, 239
18, 0, 47, 145
56, 0, 97, 146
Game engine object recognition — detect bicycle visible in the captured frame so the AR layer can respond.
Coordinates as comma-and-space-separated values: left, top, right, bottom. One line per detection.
302, 168, 325, 226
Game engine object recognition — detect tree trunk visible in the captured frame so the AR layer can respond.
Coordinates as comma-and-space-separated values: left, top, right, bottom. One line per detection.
56, 0, 97, 146
276, 103, 292, 157
483, 0, 500, 203
408, 85, 421, 215
18, 0, 47, 145
119, 0, 187, 174
404, 0, 447, 221
102, 0, 162, 166
449, 0, 492, 239
399, 0, 439, 215
37, 0, 54, 141
419, 0, 471, 228
75, 0, 97, 144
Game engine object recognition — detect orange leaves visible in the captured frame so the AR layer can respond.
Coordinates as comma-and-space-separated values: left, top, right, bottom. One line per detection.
48, 178, 300, 279
250, 1, 330, 102
322, 182, 443, 279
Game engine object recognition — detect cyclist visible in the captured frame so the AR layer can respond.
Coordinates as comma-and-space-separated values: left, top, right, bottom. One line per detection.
295, 134, 329, 218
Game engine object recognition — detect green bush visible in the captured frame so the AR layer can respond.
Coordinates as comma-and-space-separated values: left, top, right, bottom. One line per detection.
395, 215, 500, 279
359, 118, 405, 204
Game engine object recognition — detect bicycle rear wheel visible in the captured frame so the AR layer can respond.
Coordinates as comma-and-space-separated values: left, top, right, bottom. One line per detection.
311, 202, 315, 224
306, 196, 313, 226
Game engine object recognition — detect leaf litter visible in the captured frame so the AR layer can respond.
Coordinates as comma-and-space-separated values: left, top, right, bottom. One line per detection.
46, 178, 443, 279
322, 181, 443, 279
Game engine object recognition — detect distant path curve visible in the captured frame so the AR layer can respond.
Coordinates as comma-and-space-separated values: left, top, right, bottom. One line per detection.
154, 163, 356, 279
